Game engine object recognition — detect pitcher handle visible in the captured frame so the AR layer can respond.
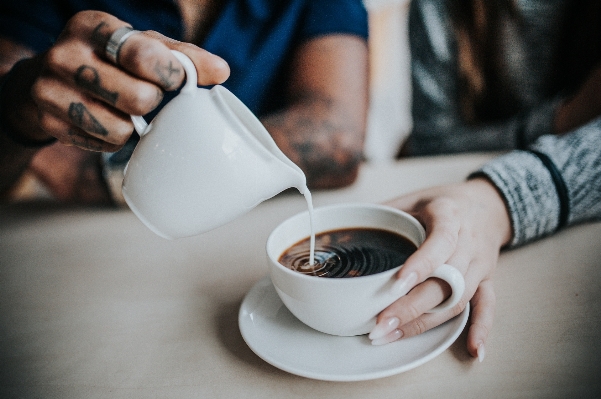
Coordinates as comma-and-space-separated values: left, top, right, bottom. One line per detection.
130, 115, 148, 135
130, 50, 198, 136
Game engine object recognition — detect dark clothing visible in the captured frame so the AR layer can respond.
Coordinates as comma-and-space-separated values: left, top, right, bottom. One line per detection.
0, 0, 368, 116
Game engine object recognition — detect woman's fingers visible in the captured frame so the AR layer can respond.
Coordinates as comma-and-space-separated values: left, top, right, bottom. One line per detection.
370, 248, 497, 356
467, 279, 496, 362
369, 278, 451, 344
390, 197, 462, 297
387, 263, 487, 340
371, 271, 469, 345
384, 272, 496, 361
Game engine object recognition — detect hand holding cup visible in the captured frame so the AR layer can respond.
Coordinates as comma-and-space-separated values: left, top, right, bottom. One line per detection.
267, 203, 466, 337
375, 178, 512, 360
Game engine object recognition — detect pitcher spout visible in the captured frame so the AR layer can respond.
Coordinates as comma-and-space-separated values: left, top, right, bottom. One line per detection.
211, 84, 309, 194
271, 159, 308, 195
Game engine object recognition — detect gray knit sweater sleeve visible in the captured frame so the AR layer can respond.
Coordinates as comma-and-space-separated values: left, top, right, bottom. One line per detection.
406, 0, 564, 155
475, 117, 601, 247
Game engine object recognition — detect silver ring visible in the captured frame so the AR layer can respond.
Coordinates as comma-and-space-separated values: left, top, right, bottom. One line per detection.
105, 26, 139, 65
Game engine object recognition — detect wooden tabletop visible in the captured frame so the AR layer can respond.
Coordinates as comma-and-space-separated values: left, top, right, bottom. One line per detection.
1, 153, 600, 398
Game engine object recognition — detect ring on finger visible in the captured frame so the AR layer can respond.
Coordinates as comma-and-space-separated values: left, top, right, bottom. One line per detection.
105, 26, 140, 65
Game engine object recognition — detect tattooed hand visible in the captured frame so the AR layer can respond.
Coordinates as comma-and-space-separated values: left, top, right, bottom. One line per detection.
1, 10, 229, 153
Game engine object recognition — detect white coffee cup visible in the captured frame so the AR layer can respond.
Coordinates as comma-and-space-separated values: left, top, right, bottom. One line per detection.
122, 51, 307, 239
267, 203, 465, 336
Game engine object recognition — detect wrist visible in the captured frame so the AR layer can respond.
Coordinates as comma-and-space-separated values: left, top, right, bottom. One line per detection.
465, 176, 513, 248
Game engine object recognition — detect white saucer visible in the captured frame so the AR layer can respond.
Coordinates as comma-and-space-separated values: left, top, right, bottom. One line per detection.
238, 276, 469, 381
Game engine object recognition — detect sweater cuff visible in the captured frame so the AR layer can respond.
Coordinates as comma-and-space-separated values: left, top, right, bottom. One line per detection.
471, 151, 561, 247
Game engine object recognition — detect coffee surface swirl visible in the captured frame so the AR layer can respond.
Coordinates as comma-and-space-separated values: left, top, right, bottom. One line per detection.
279, 228, 417, 278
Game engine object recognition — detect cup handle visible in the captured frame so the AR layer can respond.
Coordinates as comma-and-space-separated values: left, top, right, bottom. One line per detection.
425, 263, 465, 313
130, 50, 199, 136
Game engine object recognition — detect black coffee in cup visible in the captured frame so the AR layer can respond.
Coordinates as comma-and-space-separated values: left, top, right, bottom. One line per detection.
278, 228, 417, 278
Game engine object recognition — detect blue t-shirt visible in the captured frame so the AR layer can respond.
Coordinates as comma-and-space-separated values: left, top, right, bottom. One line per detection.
0, 0, 368, 116
0, 0, 367, 168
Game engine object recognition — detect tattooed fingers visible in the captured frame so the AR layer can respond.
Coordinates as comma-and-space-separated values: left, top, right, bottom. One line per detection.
30, 10, 230, 152
74, 13, 187, 91
44, 36, 165, 116
37, 112, 123, 153
77, 12, 229, 88
141, 31, 230, 86
33, 77, 131, 151
68, 12, 186, 91
115, 32, 186, 91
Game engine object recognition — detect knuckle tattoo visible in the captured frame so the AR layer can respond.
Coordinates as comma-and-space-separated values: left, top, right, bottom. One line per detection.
90, 21, 111, 48
68, 102, 109, 136
154, 59, 182, 89
74, 65, 119, 105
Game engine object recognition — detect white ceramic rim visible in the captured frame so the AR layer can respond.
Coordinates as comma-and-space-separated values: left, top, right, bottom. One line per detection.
267, 202, 426, 283
238, 276, 471, 381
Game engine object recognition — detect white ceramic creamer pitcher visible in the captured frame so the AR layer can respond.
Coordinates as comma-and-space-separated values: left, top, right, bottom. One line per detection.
122, 50, 307, 239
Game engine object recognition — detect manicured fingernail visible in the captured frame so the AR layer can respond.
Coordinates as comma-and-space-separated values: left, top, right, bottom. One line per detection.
477, 343, 486, 363
371, 329, 403, 346
368, 317, 400, 340
391, 272, 417, 297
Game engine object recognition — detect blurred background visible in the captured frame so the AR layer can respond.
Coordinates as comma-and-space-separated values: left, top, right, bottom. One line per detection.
364, 0, 412, 163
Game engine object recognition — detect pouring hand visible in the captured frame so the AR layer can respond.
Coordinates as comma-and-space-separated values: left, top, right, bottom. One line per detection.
368, 178, 512, 361
2, 10, 230, 153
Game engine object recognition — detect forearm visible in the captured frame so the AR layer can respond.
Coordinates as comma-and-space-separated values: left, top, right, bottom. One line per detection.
262, 34, 367, 190
262, 94, 365, 189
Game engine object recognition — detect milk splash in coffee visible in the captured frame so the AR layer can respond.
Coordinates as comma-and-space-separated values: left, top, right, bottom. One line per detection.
279, 227, 417, 278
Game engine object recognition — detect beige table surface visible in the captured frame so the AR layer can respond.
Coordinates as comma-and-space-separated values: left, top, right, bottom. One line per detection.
1, 153, 600, 398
